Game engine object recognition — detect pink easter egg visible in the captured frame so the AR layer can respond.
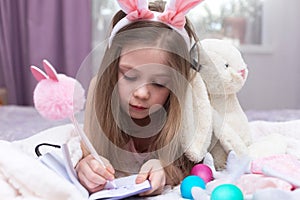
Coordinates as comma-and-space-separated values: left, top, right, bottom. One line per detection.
190, 164, 213, 183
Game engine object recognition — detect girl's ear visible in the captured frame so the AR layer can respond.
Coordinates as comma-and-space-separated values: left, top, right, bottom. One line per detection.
30, 66, 48, 81
43, 59, 59, 81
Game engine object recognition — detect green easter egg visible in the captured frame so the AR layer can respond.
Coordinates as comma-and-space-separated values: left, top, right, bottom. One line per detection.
211, 184, 243, 200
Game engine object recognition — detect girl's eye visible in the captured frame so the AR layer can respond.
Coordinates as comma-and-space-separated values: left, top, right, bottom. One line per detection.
153, 83, 165, 87
151, 81, 166, 88
225, 64, 229, 68
123, 74, 137, 81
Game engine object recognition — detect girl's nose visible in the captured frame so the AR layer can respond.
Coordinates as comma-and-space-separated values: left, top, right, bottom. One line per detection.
133, 84, 150, 99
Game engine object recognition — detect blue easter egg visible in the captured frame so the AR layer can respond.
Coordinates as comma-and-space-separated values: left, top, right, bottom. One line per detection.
211, 184, 244, 200
180, 175, 206, 199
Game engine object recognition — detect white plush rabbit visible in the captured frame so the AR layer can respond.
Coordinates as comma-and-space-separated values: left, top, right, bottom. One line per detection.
199, 39, 252, 169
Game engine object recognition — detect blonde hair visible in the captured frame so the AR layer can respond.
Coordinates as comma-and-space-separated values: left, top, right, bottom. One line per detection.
85, 0, 200, 185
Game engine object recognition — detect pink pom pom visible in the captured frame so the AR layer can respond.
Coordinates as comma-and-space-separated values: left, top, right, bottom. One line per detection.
33, 74, 85, 120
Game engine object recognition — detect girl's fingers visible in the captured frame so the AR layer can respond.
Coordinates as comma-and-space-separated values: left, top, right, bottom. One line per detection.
77, 169, 105, 190
88, 158, 115, 181
149, 170, 166, 189
136, 172, 149, 184
85, 165, 107, 185
88, 184, 106, 193
75, 154, 115, 193
136, 159, 166, 196
139, 169, 166, 196
101, 156, 116, 174
76, 161, 106, 192
136, 161, 152, 184
106, 164, 115, 175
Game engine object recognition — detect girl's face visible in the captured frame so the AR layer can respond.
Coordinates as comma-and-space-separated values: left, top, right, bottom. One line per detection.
117, 48, 171, 120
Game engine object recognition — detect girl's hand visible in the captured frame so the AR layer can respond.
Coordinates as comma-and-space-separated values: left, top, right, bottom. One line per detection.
75, 154, 115, 193
136, 159, 166, 196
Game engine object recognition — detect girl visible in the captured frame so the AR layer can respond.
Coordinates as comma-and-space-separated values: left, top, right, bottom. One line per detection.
76, 0, 212, 196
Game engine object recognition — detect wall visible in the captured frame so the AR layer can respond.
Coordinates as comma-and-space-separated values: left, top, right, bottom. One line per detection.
238, 0, 300, 110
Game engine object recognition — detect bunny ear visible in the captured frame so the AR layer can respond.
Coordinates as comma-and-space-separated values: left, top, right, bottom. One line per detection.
167, 0, 204, 15
30, 66, 48, 81
117, 0, 153, 20
117, 0, 148, 14
191, 187, 209, 200
159, 0, 204, 29
43, 59, 59, 81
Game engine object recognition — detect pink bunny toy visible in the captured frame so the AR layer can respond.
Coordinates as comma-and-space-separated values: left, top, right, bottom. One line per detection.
30, 59, 85, 120
31, 59, 117, 188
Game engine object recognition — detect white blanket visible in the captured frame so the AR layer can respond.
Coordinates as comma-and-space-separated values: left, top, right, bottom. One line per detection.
249, 119, 300, 159
1, 120, 300, 199
0, 124, 84, 200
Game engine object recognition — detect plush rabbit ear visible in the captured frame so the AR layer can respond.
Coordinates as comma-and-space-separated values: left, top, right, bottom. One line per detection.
159, 0, 204, 28
43, 59, 59, 81
191, 187, 209, 200
30, 66, 48, 81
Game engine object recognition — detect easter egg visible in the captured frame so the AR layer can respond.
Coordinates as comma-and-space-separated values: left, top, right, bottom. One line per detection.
180, 175, 206, 199
190, 164, 213, 183
211, 184, 244, 200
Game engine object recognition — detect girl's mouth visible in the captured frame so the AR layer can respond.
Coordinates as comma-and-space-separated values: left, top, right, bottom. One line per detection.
130, 104, 147, 111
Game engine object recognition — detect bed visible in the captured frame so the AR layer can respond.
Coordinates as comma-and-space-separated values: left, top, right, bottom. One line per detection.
0, 105, 84, 141
1, 105, 300, 199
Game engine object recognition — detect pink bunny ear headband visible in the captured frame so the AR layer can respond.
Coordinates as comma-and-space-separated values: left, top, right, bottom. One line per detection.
109, 0, 204, 49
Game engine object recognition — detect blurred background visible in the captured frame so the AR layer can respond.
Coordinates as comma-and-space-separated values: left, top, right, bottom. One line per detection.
0, 0, 299, 110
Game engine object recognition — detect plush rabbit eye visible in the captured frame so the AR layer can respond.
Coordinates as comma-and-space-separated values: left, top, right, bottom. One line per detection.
225, 64, 229, 68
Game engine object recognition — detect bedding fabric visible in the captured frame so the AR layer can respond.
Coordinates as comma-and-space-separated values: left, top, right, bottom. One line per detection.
0, 124, 84, 200
1, 106, 300, 199
1, 122, 300, 199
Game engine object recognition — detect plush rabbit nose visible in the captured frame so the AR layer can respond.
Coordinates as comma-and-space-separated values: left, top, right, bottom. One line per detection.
239, 69, 246, 79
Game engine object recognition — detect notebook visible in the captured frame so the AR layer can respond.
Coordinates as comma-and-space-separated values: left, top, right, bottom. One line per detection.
39, 143, 151, 199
